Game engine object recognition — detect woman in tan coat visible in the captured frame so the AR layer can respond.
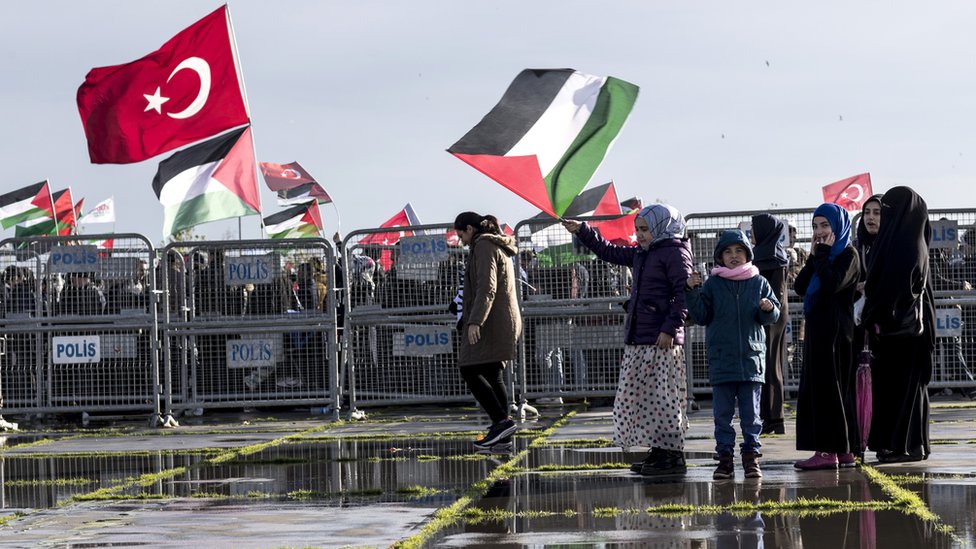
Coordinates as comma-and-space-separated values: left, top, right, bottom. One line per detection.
455, 211, 522, 450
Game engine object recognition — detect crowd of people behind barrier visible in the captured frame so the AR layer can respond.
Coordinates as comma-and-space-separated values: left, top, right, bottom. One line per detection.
3, 196, 976, 434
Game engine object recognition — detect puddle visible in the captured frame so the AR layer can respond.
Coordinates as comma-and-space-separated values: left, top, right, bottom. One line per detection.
0, 438, 515, 508
1, 452, 211, 508
433, 472, 960, 548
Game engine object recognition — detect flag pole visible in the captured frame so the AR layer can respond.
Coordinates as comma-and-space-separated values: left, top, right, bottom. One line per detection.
46, 180, 57, 238
225, 5, 263, 241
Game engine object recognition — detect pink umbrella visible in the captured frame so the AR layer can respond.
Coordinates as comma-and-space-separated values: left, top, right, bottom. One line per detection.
856, 344, 873, 453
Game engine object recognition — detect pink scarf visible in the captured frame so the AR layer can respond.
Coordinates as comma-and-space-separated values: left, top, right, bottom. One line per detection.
711, 262, 760, 281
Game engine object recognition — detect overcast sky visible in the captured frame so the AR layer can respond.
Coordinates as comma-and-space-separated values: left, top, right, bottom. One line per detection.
3, 1, 975, 243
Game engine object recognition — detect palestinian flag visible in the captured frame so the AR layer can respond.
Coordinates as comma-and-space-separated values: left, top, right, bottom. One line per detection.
15, 186, 74, 237
0, 181, 54, 230
263, 200, 323, 239
277, 182, 333, 206
532, 181, 622, 222
53, 188, 77, 236
448, 69, 638, 217
360, 204, 422, 271
152, 126, 261, 237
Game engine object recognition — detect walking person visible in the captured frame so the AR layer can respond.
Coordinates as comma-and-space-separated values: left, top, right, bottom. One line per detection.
454, 211, 522, 451
793, 203, 860, 470
862, 187, 935, 463
686, 230, 780, 479
750, 213, 790, 435
562, 204, 693, 476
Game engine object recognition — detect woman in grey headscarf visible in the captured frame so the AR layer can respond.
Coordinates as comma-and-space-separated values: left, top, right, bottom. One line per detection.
563, 204, 693, 476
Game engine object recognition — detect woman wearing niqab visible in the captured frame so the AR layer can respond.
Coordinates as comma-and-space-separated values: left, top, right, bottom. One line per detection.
862, 186, 935, 463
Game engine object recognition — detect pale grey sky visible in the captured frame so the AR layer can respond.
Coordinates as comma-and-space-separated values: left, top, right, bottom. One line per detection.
3, 0, 975, 243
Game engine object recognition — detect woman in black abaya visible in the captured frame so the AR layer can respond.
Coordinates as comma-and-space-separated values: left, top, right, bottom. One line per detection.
862, 186, 935, 463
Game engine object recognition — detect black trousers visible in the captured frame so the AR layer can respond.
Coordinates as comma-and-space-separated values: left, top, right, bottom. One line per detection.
460, 361, 509, 424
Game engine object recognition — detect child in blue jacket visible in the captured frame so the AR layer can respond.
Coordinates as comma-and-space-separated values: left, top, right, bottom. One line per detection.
686, 230, 780, 480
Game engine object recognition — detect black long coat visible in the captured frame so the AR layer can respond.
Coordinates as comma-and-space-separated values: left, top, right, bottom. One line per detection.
793, 244, 860, 453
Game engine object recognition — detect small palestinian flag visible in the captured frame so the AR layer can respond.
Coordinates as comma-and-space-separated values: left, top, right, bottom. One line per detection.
532, 181, 622, 223
0, 181, 53, 230
152, 126, 261, 237
16, 188, 78, 238
449, 69, 638, 217
263, 200, 323, 239
277, 182, 333, 206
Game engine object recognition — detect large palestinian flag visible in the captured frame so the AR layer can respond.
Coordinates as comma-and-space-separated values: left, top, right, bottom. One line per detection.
152, 126, 261, 237
449, 69, 638, 217
263, 200, 323, 239
0, 181, 54, 230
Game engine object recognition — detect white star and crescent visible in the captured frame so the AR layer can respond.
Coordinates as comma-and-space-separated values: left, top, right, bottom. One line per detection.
142, 56, 212, 119
841, 183, 865, 203
280, 169, 301, 179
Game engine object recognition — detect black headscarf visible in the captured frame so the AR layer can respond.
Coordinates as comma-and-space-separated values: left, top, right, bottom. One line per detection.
750, 213, 788, 270
862, 186, 936, 348
854, 194, 883, 278
855, 194, 883, 250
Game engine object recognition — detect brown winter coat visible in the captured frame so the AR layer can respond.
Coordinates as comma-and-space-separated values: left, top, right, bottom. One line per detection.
458, 233, 522, 367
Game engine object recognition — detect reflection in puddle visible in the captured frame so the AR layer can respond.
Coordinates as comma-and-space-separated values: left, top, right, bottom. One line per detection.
442, 473, 959, 548
1, 438, 510, 509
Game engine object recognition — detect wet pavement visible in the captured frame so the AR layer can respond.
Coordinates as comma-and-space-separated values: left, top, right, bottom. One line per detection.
0, 399, 974, 548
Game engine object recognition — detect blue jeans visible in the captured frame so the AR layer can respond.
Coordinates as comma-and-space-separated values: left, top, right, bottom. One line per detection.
713, 381, 763, 456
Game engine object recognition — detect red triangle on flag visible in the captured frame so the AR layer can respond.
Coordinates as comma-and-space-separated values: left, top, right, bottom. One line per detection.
301, 202, 323, 231
598, 211, 638, 245
451, 153, 555, 217
211, 126, 261, 213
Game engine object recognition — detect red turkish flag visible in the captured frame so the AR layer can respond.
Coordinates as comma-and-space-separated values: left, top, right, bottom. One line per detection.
77, 6, 249, 164
822, 173, 873, 212
259, 161, 317, 191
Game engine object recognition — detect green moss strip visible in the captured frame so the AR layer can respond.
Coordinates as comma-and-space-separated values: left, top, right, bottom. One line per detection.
4, 477, 96, 487
391, 410, 578, 549
535, 463, 630, 472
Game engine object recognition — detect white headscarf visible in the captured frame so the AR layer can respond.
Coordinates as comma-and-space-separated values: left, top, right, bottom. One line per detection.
637, 204, 686, 245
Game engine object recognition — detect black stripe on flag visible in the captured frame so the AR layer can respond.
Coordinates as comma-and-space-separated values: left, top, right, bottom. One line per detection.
448, 69, 574, 156
263, 201, 311, 226
0, 181, 47, 207
151, 126, 249, 198
530, 182, 613, 221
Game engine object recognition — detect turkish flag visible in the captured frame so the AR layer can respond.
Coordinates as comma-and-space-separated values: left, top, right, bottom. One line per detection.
360, 204, 422, 270
822, 173, 873, 212
259, 161, 317, 191
77, 6, 249, 164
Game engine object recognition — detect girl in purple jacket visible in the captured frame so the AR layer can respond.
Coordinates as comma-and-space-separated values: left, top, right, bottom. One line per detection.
563, 204, 693, 476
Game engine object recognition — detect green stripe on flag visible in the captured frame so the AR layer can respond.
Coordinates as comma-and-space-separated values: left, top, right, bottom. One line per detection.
544, 77, 639, 217
164, 190, 258, 237
1, 206, 49, 230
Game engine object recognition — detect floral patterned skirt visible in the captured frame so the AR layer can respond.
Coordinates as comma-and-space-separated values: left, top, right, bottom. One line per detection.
613, 344, 688, 451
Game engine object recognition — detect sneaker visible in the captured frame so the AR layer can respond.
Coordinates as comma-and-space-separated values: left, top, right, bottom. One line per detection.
742, 452, 762, 478
473, 418, 517, 449
640, 450, 686, 476
630, 448, 665, 474
838, 453, 858, 468
490, 436, 514, 454
713, 454, 734, 480
794, 451, 838, 470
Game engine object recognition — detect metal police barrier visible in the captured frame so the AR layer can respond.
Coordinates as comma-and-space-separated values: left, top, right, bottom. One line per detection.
0, 234, 161, 421
685, 208, 976, 396
161, 239, 339, 420
684, 209, 815, 396
513, 216, 632, 407
341, 224, 477, 411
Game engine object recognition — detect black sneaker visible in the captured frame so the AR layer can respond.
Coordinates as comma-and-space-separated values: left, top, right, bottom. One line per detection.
640, 450, 687, 476
473, 419, 517, 449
